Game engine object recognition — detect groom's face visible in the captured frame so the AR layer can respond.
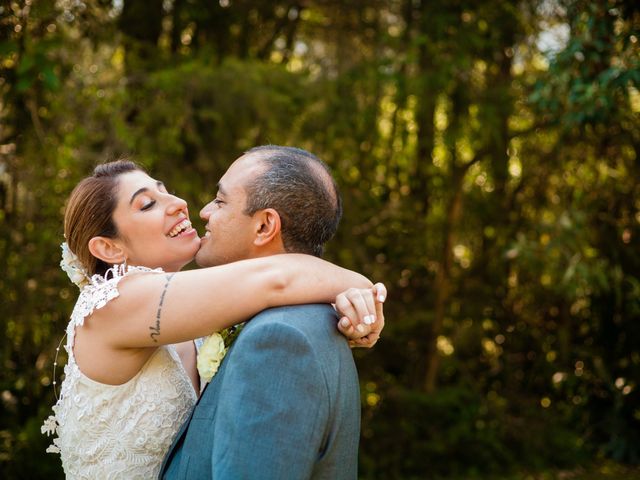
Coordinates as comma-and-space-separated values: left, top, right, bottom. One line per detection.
195, 155, 266, 267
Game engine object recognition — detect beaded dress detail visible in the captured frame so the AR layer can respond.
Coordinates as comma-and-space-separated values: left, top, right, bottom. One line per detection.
42, 265, 197, 479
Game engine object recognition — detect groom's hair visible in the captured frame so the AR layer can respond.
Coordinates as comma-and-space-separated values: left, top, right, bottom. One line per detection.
243, 145, 342, 257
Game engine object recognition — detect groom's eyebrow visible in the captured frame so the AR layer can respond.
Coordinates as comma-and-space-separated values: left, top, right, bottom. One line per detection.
129, 181, 165, 205
216, 182, 227, 196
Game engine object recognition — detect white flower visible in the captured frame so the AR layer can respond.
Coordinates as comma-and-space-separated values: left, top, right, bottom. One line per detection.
197, 332, 227, 383
60, 242, 90, 289
41, 415, 58, 436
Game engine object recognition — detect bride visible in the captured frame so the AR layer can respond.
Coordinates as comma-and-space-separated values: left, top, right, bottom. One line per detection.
42, 160, 384, 478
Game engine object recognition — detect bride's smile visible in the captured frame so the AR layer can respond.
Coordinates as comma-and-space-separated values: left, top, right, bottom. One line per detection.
167, 218, 195, 238
108, 170, 201, 272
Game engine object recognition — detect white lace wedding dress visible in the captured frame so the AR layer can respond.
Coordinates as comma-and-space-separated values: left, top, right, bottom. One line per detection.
42, 265, 197, 479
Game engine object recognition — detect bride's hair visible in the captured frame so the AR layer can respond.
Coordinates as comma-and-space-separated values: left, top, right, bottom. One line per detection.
64, 160, 144, 276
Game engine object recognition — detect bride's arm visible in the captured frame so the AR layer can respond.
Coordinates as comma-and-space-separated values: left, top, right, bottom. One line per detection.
95, 254, 372, 348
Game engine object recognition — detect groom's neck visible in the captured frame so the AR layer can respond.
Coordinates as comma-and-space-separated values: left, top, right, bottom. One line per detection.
247, 243, 287, 260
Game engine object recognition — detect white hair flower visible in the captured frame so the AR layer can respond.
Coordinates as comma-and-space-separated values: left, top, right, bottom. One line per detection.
60, 242, 90, 289
197, 332, 227, 383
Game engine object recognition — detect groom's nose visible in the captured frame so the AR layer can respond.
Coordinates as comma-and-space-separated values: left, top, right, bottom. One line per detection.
200, 202, 213, 221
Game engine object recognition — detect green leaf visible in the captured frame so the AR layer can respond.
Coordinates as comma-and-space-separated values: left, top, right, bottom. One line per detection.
0, 40, 18, 57
41, 67, 60, 90
15, 76, 34, 92
16, 54, 35, 75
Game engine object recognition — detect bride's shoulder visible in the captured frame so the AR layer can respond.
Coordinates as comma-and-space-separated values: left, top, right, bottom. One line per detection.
71, 265, 166, 327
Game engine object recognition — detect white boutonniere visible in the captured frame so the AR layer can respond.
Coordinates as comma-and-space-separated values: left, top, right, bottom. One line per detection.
196, 324, 244, 383
196, 332, 227, 383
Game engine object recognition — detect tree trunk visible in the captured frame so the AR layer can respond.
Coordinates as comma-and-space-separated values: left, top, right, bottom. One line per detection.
424, 170, 464, 392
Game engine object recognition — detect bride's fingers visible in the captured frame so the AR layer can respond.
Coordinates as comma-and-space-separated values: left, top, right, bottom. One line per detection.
343, 289, 376, 326
373, 282, 387, 303
372, 285, 385, 328
335, 289, 375, 327
345, 284, 386, 348
372, 302, 384, 341
338, 316, 371, 339
375, 301, 384, 326
335, 291, 357, 321
350, 334, 378, 348
349, 290, 376, 325
361, 289, 377, 324
337, 316, 355, 338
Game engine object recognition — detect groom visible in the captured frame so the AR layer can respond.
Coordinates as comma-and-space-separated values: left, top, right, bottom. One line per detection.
160, 145, 379, 479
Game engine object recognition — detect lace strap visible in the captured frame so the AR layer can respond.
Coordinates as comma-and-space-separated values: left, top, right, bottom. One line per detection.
65, 264, 165, 359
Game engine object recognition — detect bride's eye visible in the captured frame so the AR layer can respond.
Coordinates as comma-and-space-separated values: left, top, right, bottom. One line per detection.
141, 200, 156, 211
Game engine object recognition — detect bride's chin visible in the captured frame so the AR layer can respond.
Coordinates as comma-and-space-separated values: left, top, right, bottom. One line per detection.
179, 238, 201, 256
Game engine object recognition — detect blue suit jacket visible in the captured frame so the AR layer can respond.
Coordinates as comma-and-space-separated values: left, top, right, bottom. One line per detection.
160, 304, 360, 479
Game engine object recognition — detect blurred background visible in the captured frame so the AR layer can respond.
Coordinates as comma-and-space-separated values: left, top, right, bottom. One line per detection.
1, 0, 639, 478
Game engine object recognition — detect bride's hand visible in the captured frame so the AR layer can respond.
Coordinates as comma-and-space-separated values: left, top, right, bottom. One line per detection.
335, 283, 386, 348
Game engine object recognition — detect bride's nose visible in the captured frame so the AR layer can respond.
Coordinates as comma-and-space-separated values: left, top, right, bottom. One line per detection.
166, 194, 188, 215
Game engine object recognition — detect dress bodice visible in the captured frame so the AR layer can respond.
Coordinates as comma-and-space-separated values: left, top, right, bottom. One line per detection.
42, 265, 197, 479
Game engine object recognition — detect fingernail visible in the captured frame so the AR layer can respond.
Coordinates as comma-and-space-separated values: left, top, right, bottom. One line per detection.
340, 317, 350, 328
364, 315, 375, 325
377, 294, 385, 302
356, 324, 366, 333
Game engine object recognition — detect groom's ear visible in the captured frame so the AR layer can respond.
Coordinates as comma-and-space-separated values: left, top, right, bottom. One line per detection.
88, 236, 127, 265
253, 208, 282, 248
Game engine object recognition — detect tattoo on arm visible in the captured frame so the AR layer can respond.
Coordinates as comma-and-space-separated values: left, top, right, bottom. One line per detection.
149, 273, 175, 343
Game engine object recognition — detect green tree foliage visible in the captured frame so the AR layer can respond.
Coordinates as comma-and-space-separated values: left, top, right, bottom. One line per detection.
1, 0, 639, 478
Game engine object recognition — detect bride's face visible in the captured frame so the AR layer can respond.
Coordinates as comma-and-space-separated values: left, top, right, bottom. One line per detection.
110, 171, 201, 272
